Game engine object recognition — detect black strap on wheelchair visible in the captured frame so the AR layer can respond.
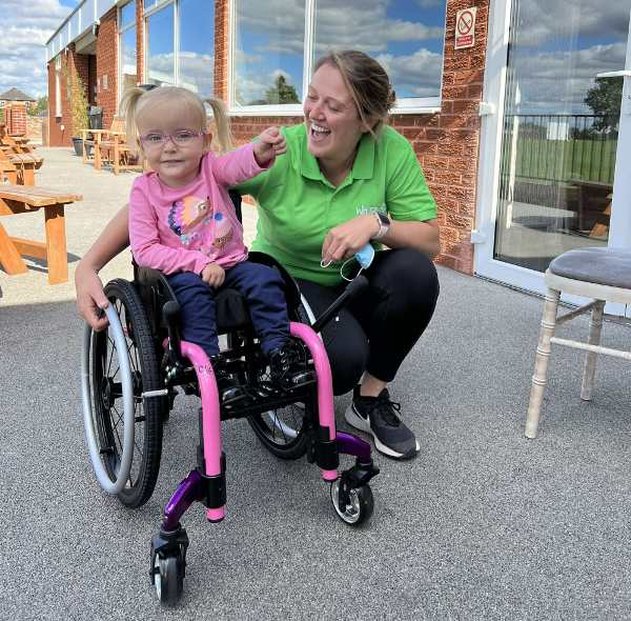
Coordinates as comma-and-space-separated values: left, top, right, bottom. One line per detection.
307, 425, 340, 471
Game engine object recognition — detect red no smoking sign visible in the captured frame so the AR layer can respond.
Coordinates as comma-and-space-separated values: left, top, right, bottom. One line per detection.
455, 7, 477, 50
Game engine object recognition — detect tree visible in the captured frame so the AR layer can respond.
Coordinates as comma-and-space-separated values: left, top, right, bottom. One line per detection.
264, 75, 299, 105
63, 66, 89, 136
584, 77, 622, 132
29, 96, 48, 116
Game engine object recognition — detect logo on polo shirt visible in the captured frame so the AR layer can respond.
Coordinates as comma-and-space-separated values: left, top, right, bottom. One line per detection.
356, 204, 386, 216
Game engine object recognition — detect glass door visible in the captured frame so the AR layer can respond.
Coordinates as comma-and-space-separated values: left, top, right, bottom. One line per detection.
476, 1, 631, 314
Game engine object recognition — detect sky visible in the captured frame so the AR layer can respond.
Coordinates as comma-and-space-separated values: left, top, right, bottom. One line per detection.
508, 0, 630, 114
233, 0, 446, 104
0, 0, 77, 99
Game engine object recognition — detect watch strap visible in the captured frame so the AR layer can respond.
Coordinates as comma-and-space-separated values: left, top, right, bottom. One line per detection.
372, 211, 390, 240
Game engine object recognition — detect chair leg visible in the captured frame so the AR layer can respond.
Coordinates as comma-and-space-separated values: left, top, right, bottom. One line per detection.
525, 288, 560, 439
580, 300, 604, 401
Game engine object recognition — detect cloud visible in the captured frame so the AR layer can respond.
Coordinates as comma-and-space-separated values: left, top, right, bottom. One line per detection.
238, 0, 443, 56
504, 1, 628, 113
515, 42, 626, 114
236, 0, 445, 100
0, 0, 73, 98
377, 48, 443, 98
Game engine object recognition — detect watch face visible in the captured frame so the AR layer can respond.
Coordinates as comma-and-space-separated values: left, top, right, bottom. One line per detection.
377, 212, 390, 225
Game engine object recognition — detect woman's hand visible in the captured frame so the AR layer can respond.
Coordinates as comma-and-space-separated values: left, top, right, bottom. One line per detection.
253, 127, 287, 166
200, 263, 225, 288
321, 214, 379, 264
75, 261, 110, 331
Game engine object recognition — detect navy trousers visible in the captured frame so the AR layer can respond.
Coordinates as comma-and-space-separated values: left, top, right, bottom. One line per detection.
167, 261, 289, 358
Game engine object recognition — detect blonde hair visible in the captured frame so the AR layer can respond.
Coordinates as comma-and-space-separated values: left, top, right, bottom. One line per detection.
118, 86, 233, 155
314, 50, 396, 136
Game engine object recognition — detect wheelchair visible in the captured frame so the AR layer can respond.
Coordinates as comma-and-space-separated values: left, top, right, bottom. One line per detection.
80, 225, 380, 605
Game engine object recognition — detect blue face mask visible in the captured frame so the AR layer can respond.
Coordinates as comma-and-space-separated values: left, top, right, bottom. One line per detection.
355, 243, 375, 269
321, 243, 375, 281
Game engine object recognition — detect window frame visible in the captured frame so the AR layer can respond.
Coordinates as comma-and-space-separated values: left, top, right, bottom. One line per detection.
143, 0, 177, 87
118, 0, 138, 103
140, 0, 214, 94
55, 56, 62, 118
228, 0, 444, 116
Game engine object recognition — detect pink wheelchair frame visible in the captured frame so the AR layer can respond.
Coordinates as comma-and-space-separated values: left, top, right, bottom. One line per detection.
82, 259, 379, 605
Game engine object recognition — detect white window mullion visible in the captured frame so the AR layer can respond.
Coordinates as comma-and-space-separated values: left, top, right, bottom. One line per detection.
303, 0, 315, 99
174, 0, 179, 85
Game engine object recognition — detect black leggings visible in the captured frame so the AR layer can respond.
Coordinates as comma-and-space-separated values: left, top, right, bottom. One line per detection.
297, 248, 439, 396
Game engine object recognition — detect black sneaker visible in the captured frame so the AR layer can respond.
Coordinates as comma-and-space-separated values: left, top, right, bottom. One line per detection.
345, 386, 419, 460
269, 342, 314, 390
209, 355, 246, 404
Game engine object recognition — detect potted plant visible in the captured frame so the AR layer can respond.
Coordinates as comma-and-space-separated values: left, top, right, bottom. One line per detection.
65, 68, 89, 156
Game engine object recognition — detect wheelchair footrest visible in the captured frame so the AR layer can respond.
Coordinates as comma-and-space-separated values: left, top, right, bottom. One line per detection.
220, 383, 314, 420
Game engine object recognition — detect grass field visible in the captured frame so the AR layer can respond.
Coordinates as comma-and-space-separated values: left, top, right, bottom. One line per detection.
512, 137, 617, 184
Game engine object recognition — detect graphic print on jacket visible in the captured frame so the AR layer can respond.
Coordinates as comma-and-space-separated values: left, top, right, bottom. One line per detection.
167, 194, 234, 254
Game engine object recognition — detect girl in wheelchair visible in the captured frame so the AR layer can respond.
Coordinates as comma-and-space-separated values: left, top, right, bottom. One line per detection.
121, 86, 311, 402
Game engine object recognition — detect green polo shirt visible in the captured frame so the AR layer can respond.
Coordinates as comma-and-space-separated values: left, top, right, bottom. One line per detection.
237, 123, 437, 286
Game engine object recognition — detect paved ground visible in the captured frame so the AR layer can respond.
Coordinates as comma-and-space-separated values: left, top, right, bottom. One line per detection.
1, 148, 630, 620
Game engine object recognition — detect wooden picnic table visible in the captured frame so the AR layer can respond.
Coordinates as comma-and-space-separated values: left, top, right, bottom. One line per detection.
0, 184, 82, 284
570, 179, 612, 239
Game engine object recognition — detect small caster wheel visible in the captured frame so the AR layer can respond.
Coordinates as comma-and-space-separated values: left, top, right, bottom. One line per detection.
153, 552, 184, 605
330, 480, 374, 526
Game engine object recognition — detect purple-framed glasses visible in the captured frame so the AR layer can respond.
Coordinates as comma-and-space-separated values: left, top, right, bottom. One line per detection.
139, 129, 205, 148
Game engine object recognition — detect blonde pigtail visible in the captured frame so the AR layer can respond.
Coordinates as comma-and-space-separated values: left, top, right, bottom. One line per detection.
204, 97, 233, 154
119, 87, 145, 155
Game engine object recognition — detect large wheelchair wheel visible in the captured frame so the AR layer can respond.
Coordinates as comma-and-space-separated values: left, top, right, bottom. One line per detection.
247, 300, 315, 460
82, 279, 164, 508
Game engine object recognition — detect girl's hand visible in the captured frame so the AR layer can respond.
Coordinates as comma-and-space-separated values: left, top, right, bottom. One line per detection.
253, 127, 286, 166
200, 263, 225, 288
321, 214, 380, 265
75, 263, 110, 331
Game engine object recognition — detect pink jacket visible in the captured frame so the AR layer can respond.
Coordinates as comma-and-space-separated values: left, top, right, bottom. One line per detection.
129, 144, 267, 275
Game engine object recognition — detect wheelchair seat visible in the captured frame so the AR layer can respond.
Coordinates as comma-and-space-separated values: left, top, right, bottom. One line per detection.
135, 251, 307, 340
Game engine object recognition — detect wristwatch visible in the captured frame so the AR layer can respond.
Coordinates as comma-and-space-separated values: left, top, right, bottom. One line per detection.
372, 211, 391, 240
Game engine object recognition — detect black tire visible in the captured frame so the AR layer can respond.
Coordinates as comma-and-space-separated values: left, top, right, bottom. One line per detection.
154, 554, 184, 605
89, 279, 164, 507
247, 303, 313, 459
330, 481, 374, 526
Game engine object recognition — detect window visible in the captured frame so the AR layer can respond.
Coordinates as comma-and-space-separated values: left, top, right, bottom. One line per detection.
119, 1, 137, 94
146, 3, 175, 86
178, 0, 214, 95
231, 0, 446, 114
142, 0, 214, 94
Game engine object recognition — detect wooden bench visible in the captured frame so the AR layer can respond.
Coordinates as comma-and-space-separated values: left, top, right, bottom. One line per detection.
81, 117, 143, 175
0, 149, 43, 186
0, 184, 82, 284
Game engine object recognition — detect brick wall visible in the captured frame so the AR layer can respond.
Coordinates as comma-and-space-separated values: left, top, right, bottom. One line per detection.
4, 102, 27, 136
430, 0, 487, 273
214, 0, 229, 101
136, 0, 145, 85
96, 8, 118, 128
47, 47, 84, 146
